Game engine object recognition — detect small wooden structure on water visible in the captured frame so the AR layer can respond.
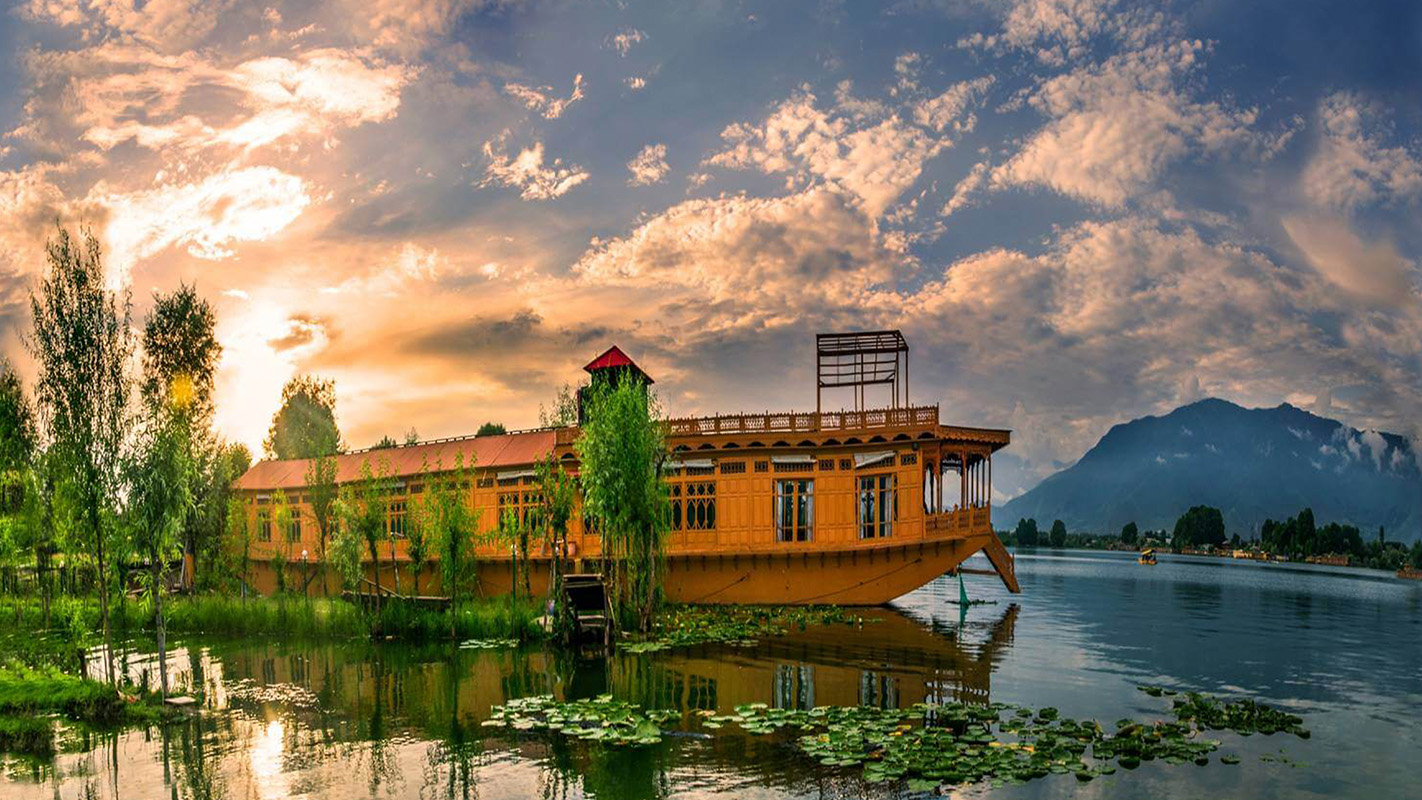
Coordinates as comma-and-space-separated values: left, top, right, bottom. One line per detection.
232, 331, 1018, 605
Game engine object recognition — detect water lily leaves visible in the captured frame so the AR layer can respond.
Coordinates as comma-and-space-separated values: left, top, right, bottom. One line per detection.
485, 695, 679, 747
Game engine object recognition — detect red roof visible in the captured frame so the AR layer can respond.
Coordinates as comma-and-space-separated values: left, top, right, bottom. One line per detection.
582, 345, 653, 382
234, 429, 556, 492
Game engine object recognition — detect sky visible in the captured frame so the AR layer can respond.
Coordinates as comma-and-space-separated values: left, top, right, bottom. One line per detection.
0, 0, 1418, 499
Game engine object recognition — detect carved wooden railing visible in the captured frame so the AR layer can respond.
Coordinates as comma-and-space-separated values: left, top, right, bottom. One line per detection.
665, 405, 940, 438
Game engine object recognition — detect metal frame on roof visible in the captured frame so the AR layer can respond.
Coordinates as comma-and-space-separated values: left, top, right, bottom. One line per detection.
816, 330, 909, 414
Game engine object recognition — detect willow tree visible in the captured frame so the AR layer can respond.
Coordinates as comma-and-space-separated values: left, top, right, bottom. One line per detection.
0, 361, 43, 614
303, 450, 338, 594
575, 374, 669, 633
413, 455, 479, 638
533, 452, 576, 637
125, 408, 194, 698
336, 458, 394, 615
28, 226, 133, 685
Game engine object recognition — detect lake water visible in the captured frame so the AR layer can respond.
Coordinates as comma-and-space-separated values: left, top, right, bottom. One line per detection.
5, 550, 1420, 799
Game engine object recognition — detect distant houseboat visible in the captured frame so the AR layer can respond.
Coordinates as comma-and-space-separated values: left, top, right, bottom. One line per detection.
232, 331, 1018, 605
1398, 568, 1422, 582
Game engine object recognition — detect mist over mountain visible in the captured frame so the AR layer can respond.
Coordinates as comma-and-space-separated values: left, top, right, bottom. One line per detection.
998, 399, 1422, 542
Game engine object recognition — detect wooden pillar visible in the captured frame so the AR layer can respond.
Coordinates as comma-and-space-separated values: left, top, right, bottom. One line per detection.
960, 452, 968, 513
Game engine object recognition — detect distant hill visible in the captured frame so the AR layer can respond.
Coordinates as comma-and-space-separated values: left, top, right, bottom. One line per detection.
998, 399, 1422, 542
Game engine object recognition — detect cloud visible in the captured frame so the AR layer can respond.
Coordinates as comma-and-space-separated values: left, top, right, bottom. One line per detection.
608, 28, 646, 56
708, 88, 947, 217
627, 143, 669, 186
96, 166, 311, 282
268, 313, 331, 352
1282, 215, 1416, 308
574, 186, 901, 315
504, 73, 585, 120
480, 137, 590, 200
913, 76, 994, 132
1301, 92, 1422, 212
942, 160, 990, 216
991, 40, 1261, 207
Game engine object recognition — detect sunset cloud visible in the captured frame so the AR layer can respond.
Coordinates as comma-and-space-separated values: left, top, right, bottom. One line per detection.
0, 0, 1417, 493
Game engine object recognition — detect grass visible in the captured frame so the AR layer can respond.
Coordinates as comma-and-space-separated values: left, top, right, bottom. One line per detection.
0, 664, 127, 723
0, 593, 544, 644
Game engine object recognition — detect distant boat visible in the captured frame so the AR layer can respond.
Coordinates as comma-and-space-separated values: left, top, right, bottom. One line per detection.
1398, 567, 1422, 582
1138, 548, 1157, 566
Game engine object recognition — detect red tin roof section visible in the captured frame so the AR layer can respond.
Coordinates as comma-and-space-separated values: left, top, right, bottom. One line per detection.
233, 429, 556, 492
582, 345, 654, 383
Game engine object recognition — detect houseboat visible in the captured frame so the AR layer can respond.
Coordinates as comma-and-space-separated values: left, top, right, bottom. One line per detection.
233, 331, 1018, 605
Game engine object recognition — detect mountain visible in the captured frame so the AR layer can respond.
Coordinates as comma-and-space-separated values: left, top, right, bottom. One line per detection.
998, 399, 1422, 542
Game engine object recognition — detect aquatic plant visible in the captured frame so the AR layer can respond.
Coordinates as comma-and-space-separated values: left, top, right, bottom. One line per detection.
458, 638, 518, 650
483, 694, 681, 746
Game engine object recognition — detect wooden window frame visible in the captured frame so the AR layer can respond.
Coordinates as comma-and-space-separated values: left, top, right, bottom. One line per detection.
774, 479, 814, 543
857, 473, 896, 539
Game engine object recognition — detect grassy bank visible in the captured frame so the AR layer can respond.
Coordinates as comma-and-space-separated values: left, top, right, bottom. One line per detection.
0, 664, 183, 757
0, 593, 543, 644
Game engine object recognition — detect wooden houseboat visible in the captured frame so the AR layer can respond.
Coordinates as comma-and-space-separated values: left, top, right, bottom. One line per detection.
232, 331, 1018, 605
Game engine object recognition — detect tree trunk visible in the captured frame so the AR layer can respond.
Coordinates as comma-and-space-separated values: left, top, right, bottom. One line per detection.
153, 562, 168, 698
92, 503, 114, 686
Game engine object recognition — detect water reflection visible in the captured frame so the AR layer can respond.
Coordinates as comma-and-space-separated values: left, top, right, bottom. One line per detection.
3, 603, 1019, 800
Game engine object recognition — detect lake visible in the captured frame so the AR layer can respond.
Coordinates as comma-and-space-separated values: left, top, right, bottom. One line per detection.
5, 549, 1420, 799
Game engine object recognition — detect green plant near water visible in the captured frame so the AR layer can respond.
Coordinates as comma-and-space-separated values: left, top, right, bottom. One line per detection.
0, 715, 54, 757
482, 694, 681, 745
621, 604, 863, 652
482, 688, 1308, 793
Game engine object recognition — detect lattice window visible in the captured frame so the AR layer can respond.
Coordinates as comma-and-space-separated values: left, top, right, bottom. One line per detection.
818, 459, 835, 471
257, 509, 272, 542
720, 460, 746, 474
286, 513, 302, 543
754, 460, 769, 473
839, 458, 853, 471
476, 477, 494, 488
773, 460, 813, 473
685, 465, 716, 477
498, 489, 542, 528
670, 481, 717, 531
900, 453, 917, 466
387, 499, 407, 539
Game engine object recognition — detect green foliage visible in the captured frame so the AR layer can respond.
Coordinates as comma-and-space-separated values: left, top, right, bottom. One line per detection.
575, 373, 670, 632
304, 450, 339, 588
0, 664, 125, 723
533, 453, 577, 638
335, 458, 394, 604
1173, 505, 1227, 549
28, 225, 133, 685
1409, 540, 1422, 569
371, 435, 399, 449
0, 360, 36, 474
538, 383, 578, 428
140, 283, 220, 425
1049, 519, 1068, 548
412, 454, 481, 635
483, 694, 681, 746
124, 403, 196, 695
1013, 518, 1039, 547
1121, 521, 1139, 546
225, 496, 253, 594
264, 375, 342, 459
475, 422, 506, 436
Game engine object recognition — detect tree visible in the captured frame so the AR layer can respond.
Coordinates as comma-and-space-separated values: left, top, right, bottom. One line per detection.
1049, 519, 1067, 549
1120, 521, 1139, 546
191, 442, 251, 590
371, 435, 399, 450
533, 452, 576, 638
336, 458, 393, 616
265, 376, 341, 459
1172, 505, 1226, 549
270, 490, 293, 594
539, 384, 578, 427
403, 428, 420, 446
476, 422, 506, 437
0, 362, 43, 613
141, 284, 220, 424
0, 360, 36, 475
575, 373, 669, 633
28, 226, 133, 685
413, 455, 480, 637
225, 497, 253, 601
303, 450, 338, 594
1014, 518, 1039, 547
125, 408, 194, 698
